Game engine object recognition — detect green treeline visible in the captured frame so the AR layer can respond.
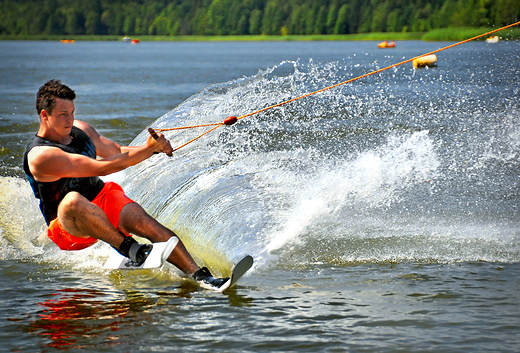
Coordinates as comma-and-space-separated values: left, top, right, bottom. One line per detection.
1, 0, 519, 36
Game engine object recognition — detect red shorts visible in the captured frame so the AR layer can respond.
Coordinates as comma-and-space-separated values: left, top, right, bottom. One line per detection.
47, 182, 135, 251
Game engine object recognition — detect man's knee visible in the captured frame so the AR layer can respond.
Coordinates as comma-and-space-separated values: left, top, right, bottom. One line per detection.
56, 192, 96, 237
59, 192, 91, 215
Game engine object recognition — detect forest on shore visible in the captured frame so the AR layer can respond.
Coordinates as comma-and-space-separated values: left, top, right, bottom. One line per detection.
1, 0, 519, 37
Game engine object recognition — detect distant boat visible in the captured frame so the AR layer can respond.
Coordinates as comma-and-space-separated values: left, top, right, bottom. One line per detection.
131, 39, 140, 44
122, 36, 131, 42
486, 36, 499, 43
378, 40, 395, 48
60, 39, 74, 44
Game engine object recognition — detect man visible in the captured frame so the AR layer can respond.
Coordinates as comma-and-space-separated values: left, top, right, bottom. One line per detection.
24, 79, 227, 289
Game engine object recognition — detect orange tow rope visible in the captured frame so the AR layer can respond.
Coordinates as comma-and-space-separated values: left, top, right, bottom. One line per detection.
152, 21, 520, 152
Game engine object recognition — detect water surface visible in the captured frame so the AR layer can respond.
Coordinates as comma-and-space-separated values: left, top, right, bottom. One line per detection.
0, 39, 519, 352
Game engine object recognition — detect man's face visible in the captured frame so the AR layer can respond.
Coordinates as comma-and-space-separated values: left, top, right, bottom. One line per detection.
43, 98, 75, 135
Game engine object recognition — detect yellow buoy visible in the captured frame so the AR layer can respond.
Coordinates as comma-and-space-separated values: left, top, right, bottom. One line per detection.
413, 54, 437, 69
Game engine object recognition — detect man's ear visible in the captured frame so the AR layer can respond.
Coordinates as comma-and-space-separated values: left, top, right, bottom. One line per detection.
40, 109, 49, 120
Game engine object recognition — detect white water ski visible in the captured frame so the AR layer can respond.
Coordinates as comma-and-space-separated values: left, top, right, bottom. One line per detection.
104, 237, 179, 269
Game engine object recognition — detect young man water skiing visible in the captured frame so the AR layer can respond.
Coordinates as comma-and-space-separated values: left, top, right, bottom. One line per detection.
24, 79, 227, 289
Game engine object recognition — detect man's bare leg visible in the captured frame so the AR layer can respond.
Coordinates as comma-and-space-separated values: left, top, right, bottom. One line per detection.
57, 192, 225, 287
118, 202, 200, 274
58, 192, 199, 274
57, 191, 125, 249
118, 203, 228, 288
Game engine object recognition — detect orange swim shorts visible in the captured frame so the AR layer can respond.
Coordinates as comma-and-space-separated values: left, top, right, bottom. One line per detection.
47, 182, 135, 251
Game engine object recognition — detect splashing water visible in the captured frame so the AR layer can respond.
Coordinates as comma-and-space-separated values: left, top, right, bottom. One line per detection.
109, 59, 518, 270
2, 58, 518, 272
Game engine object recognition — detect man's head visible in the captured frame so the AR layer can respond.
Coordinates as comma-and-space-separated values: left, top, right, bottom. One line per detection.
36, 80, 76, 117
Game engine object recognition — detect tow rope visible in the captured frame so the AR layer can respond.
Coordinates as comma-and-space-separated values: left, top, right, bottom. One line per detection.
150, 21, 520, 152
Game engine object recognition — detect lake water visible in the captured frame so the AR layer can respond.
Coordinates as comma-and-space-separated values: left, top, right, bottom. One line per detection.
0, 39, 519, 352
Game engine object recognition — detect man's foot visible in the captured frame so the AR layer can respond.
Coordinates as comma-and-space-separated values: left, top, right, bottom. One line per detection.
117, 236, 153, 267
127, 243, 153, 267
192, 267, 230, 290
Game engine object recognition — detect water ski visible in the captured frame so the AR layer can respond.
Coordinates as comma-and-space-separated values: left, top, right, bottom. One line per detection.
104, 237, 179, 269
198, 255, 254, 293
104, 239, 253, 292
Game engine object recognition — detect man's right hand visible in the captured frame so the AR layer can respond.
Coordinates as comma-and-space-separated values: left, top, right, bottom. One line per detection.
147, 132, 173, 157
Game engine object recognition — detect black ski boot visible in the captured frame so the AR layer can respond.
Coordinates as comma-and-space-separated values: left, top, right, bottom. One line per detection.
127, 242, 153, 267
117, 236, 153, 267
192, 267, 229, 290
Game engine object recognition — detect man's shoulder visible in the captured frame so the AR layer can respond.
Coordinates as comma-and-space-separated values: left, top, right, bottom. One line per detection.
25, 143, 68, 181
73, 120, 95, 135
73, 120, 100, 141
73, 120, 89, 130
27, 144, 66, 160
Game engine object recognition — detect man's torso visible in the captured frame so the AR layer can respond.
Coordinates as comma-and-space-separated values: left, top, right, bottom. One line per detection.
24, 126, 105, 224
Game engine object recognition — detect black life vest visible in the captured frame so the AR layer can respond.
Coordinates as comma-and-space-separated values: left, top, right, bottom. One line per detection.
23, 126, 105, 224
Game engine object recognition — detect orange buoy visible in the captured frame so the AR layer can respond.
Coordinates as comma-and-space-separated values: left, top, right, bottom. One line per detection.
131, 39, 140, 44
223, 116, 238, 125
378, 40, 395, 48
413, 54, 437, 69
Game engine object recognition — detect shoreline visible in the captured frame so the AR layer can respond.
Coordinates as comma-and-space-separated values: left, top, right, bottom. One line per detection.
1, 27, 519, 42
0, 33, 423, 41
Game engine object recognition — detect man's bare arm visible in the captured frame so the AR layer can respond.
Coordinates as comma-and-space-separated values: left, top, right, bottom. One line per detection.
27, 144, 156, 182
28, 121, 172, 182
74, 120, 172, 158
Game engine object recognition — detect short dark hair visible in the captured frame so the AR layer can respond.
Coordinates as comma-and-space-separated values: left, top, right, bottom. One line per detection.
36, 80, 76, 116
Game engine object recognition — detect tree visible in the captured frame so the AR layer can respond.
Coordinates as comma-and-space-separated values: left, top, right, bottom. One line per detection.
334, 4, 349, 34
386, 9, 401, 32
261, 0, 280, 35
289, 4, 304, 34
358, 4, 374, 33
303, 4, 316, 35
64, 9, 84, 35
326, 4, 338, 34
45, 12, 65, 35
493, 0, 520, 25
371, 2, 389, 32
0, 0, 518, 37
237, 14, 250, 35
249, 8, 262, 35
432, 0, 455, 28
314, 5, 328, 34
452, 0, 479, 27
123, 15, 135, 35
85, 11, 104, 35
149, 15, 171, 35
